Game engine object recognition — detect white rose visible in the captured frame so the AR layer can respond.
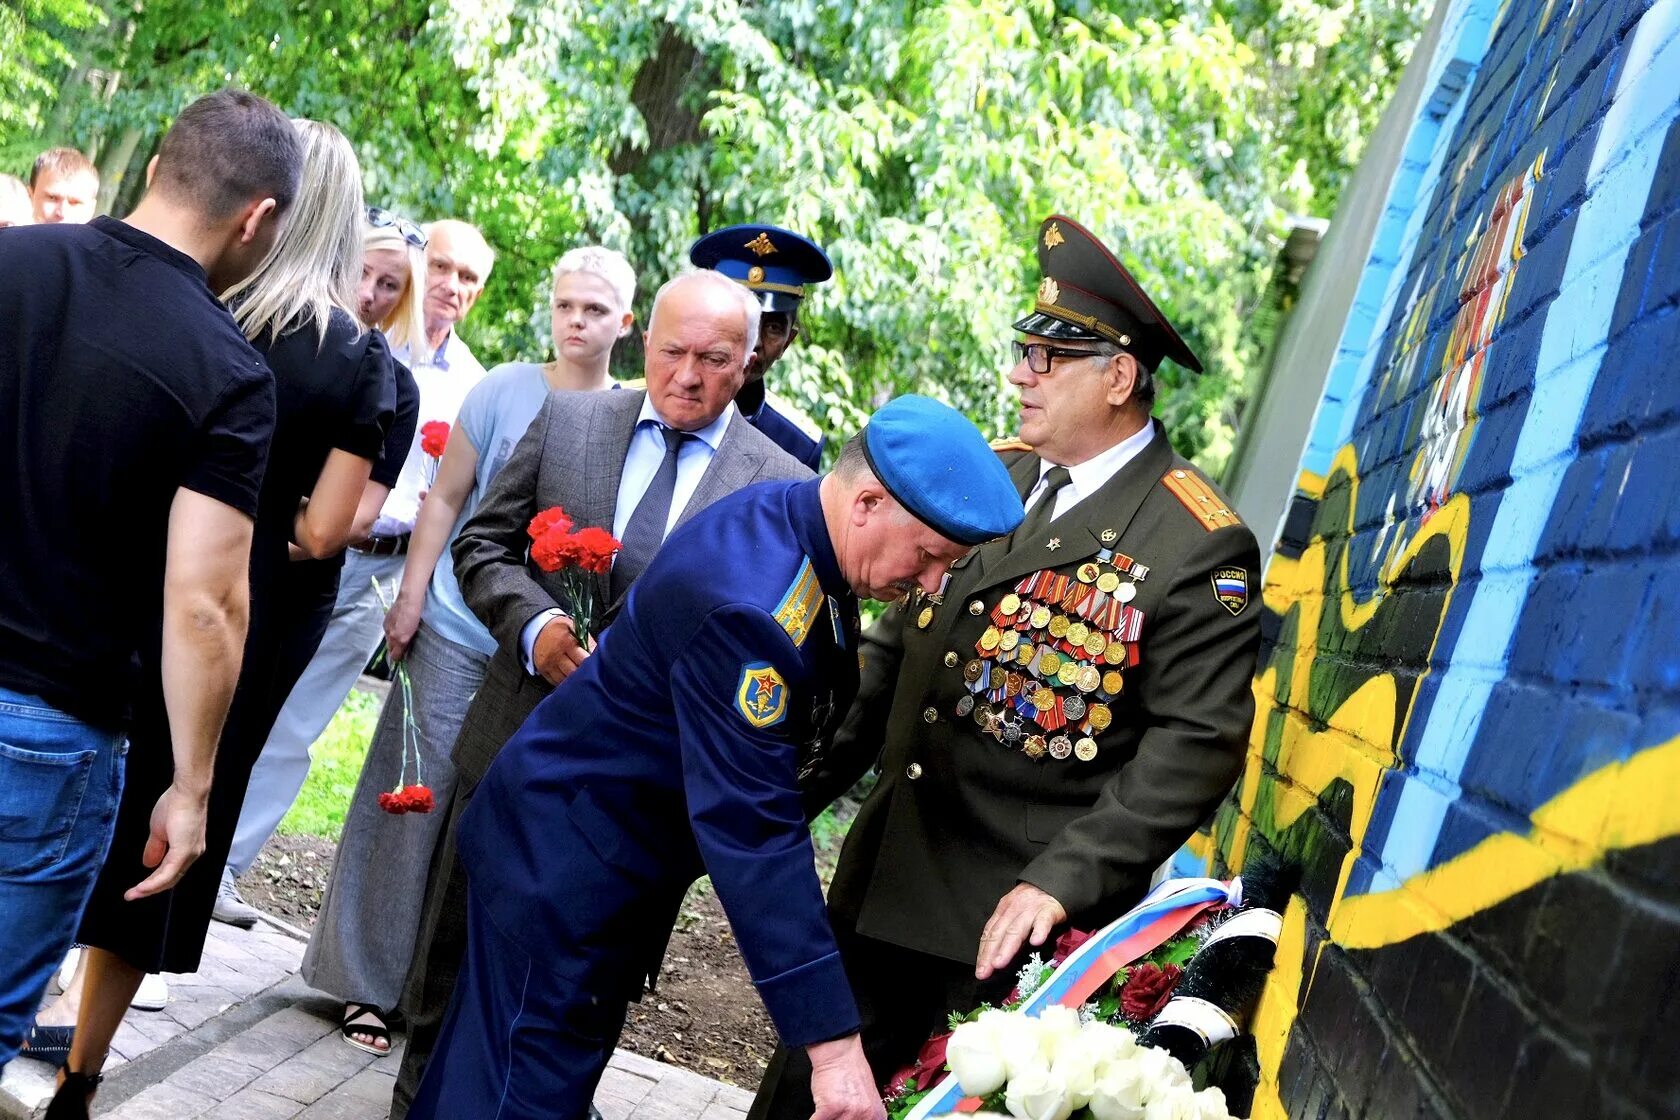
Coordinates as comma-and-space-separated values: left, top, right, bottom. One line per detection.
1036, 1005, 1083, 1062
948, 1018, 1009, 1097
1049, 1020, 1132, 1108
1089, 1061, 1148, 1120
976, 1009, 1048, 1081
1142, 1086, 1202, 1120
1004, 1062, 1075, 1120
1134, 1045, 1194, 1094
1078, 1019, 1140, 1069
1194, 1086, 1233, 1120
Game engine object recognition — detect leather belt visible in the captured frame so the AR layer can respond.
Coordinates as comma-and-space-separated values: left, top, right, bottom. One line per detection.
352, 532, 411, 557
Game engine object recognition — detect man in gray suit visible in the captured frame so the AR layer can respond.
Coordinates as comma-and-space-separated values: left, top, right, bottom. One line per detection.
392, 270, 810, 1118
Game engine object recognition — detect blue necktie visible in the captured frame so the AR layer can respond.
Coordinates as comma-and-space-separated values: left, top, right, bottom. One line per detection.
611, 425, 692, 599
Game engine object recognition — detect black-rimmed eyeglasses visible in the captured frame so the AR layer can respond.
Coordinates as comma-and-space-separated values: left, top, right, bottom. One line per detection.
1013, 341, 1110, 375
367, 206, 427, 250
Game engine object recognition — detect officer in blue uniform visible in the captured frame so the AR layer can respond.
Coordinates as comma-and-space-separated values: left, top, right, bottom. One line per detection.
408, 396, 1024, 1120
691, 224, 832, 470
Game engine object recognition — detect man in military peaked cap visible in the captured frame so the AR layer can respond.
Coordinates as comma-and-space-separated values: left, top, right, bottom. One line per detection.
751, 216, 1262, 1117
408, 397, 1023, 1120
691, 223, 833, 469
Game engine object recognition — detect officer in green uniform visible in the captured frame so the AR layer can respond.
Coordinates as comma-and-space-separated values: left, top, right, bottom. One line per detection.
751, 215, 1263, 1117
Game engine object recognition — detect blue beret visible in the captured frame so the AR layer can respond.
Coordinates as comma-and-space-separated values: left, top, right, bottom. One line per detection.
860, 396, 1025, 546
689, 224, 833, 313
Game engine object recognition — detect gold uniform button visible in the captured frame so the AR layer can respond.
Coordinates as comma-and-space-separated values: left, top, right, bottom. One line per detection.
968, 599, 985, 615
922, 707, 939, 724
906, 763, 924, 780
944, 651, 960, 668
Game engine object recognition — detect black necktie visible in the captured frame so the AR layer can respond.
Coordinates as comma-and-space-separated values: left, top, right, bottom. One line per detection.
1015, 465, 1072, 542
611, 425, 692, 599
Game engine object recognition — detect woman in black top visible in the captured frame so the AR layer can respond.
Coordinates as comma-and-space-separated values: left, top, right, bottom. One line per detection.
48, 120, 395, 1115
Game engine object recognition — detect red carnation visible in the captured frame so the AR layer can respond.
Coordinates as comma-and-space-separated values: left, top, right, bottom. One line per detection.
528, 506, 574, 541
531, 526, 577, 573
378, 783, 435, 815
1120, 962, 1183, 1022
567, 526, 621, 573
1052, 927, 1093, 964
420, 421, 450, 458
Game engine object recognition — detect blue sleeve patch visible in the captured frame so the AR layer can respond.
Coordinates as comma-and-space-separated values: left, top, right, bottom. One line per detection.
735, 661, 790, 728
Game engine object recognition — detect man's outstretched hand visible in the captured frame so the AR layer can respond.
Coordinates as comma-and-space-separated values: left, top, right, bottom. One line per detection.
807, 1034, 887, 1120
975, 882, 1067, 980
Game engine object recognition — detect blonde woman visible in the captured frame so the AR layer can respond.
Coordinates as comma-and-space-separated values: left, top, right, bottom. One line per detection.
45, 119, 396, 1118
214, 206, 426, 922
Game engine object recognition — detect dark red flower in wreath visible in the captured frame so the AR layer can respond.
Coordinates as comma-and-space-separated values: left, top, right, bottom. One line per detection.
1120, 962, 1182, 1022
420, 421, 450, 458
884, 1065, 917, 1099
1052, 927, 1093, 964
912, 1030, 952, 1090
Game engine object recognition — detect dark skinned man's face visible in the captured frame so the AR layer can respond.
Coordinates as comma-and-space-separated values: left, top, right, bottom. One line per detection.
746, 310, 800, 382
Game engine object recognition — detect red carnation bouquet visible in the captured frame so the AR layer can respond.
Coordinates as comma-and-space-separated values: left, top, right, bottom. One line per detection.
527, 505, 620, 641
419, 420, 449, 487
370, 578, 433, 815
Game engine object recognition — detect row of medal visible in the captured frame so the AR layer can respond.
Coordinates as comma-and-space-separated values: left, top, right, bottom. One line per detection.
957, 549, 1147, 763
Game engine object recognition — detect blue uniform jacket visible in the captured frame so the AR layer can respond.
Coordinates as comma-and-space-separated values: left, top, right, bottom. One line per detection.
745, 391, 824, 471
458, 477, 862, 1047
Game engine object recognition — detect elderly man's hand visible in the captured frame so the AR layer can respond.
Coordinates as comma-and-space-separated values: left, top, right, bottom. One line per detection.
533, 614, 591, 686
975, 882, 1067, 980
806, 1035, 887, 1120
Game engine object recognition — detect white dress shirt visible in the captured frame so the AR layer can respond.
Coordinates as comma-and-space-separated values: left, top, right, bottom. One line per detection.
371, 330, 489, 538
1022, 421, 1156, 521
520, 399, 736, 672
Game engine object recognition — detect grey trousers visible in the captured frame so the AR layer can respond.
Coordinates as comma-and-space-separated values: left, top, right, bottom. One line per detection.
299, 623, 487, 1009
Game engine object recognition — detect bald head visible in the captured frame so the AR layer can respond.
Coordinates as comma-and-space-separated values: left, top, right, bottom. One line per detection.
642, 270, 763, 433
422, 219, 494, 342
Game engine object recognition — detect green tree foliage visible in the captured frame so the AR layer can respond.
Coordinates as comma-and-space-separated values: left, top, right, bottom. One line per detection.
3, 0, 1426, 472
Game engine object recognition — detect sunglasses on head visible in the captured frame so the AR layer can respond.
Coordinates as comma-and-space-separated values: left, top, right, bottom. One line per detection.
366, 206, 427, 250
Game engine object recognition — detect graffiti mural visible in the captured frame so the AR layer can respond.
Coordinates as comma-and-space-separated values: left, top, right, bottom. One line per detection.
1188, 0, 1680, 1115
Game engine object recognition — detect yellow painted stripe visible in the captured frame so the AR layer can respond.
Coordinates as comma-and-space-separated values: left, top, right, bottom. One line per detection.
1331, 733, 1680, 951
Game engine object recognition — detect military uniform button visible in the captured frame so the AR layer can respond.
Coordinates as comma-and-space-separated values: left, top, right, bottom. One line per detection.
944, 651, 960, 668
906, 763, 924, 780
968, 600, 985, 615
922, 706, 939, 724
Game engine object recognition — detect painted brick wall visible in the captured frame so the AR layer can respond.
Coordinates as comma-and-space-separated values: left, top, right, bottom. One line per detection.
1184, 0, 1680, 1115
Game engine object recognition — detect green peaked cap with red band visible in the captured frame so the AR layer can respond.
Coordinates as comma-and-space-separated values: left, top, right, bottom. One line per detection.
1011, 214, 1204, 374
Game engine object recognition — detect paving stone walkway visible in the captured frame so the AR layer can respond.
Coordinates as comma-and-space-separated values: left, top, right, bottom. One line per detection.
1, 917, 750, 1120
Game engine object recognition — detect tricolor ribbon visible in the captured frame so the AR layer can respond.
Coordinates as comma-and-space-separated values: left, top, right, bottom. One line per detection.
900, 877, 1241, 1119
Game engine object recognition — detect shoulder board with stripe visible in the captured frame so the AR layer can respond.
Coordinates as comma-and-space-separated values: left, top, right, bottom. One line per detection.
765, 389, 823, 441
1160, 468, 1243, 531
772, 557, 824, 647
989, 437, 1033, 454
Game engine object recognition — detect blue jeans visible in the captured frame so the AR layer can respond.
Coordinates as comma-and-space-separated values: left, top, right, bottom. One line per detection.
0, 687, 126, 1072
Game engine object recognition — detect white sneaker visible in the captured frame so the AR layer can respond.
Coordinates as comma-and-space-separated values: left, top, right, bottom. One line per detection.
57, 947, 168, 1009
56, 946, 80, 993
212, 864, 262, 929
131, 972, 169, 1011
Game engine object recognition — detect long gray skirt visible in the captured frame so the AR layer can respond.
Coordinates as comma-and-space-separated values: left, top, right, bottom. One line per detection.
300, 621, 489, 1008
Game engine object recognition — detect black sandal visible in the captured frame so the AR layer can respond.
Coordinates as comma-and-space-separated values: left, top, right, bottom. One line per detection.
19, 1020, 74, 1065
340, 1001, 392, 1055
43, 1065, 102, 1120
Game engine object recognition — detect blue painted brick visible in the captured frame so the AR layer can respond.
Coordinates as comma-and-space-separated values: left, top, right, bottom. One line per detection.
1639, 216, 1680, 315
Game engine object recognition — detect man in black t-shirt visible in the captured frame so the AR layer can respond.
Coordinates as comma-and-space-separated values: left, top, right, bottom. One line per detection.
0, 89, 303, 1075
